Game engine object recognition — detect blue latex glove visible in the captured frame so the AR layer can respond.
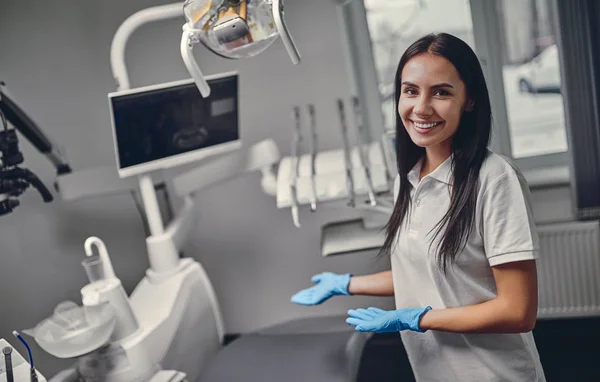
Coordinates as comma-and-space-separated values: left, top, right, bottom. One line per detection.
346, 306, 432, 333
291, 272, 352, 305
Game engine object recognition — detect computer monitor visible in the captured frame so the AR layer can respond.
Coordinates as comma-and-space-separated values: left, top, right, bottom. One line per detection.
108, 72, 240, 178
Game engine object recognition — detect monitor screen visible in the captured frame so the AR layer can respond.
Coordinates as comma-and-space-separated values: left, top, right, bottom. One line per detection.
109, 72, 239, 178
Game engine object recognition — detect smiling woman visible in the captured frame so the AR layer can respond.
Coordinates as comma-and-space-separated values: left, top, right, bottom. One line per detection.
385, 32, 492, 272
381, 32, 544, 381
292, 32, 546, 382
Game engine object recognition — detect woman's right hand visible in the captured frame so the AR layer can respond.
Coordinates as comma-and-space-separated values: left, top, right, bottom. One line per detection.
290, 272, 352, 305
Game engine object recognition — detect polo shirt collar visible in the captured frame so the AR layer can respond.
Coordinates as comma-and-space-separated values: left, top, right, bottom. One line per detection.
407, 155, 454, 187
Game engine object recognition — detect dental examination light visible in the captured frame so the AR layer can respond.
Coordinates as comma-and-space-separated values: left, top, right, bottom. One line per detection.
181, 0, 301, 97
0, 82, 72, 217
111, 1, 300, 97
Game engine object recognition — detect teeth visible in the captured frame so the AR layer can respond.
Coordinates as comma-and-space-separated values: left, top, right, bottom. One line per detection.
414, 121, 440, 129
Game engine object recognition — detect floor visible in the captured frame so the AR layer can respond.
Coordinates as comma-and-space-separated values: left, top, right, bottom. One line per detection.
357, 317, 600, 381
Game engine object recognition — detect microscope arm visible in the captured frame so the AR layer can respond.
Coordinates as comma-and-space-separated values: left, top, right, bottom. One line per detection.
0, 84, 71, 174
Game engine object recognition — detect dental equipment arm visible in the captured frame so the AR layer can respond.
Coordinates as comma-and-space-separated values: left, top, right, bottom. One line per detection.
143, 139, 280, 273
0, 83, 72, 216
172, 139, 280, 197
272, 0, 301, 64
0, 84, 71, 174
181, 24, 211, 97
111, 3, 184, 91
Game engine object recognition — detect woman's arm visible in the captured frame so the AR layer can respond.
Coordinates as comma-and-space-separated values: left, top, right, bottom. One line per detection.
419, 260, 538, 333
348, 270, 395, 296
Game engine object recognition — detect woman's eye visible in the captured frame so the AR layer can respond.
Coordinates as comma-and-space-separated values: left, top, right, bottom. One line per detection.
403, 88, 417, 95
434, 89, 451, 97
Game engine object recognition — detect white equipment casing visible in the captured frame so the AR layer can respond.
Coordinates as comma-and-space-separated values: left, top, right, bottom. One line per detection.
49, 258, 222, 382
81, 279, 140, 342
50, 139, 278, 381
124, 258, 223, 382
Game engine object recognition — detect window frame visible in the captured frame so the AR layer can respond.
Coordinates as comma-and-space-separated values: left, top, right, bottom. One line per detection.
468, 0, 570, 181
340, 0, 572, 187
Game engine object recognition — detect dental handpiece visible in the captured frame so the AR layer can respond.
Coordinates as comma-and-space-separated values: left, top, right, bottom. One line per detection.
289, 106, 302, 227
337, 99, 356, 207
3, 347, 14, 382
307, 104, 318, 211
30, 367, 38, 382
352, 96, 377, 206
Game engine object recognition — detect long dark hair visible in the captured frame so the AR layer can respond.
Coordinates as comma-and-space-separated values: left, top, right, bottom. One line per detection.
380, 33, 492, 272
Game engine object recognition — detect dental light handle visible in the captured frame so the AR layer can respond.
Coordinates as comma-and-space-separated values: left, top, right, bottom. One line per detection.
181, 24, 211, 97
272, 0, 301, 64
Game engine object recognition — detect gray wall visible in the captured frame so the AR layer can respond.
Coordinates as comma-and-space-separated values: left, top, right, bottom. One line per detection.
0, 0, 577, 376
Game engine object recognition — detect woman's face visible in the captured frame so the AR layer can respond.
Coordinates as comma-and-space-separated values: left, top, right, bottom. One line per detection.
398, 53, 472, 153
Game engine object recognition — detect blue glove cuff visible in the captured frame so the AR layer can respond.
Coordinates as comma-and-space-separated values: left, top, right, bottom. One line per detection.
337, 273, 353, 296
414, 306, 432, 333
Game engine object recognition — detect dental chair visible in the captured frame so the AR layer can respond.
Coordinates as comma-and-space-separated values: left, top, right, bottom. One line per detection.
197, 308, 370, 382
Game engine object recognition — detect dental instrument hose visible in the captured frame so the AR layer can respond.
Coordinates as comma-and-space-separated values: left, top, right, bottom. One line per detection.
12, 331, 38, 382
3, 346, 14, 382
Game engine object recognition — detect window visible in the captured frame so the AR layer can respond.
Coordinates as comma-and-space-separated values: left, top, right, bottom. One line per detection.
348, 0, 570, 175
495, 0, 568, 158
363, 0, 475, 132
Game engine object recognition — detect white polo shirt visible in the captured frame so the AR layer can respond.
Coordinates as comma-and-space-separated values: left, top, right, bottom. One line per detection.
391, 150, 546, 382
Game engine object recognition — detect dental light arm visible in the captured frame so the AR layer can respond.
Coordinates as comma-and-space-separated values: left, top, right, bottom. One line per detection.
271, 0, 301, 64
0, 83, 72, 216
111, 3, 184, 91
181, 23, 211, 97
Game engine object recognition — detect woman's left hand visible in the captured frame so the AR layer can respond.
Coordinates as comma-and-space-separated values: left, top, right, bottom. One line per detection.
346, 306, 432, 333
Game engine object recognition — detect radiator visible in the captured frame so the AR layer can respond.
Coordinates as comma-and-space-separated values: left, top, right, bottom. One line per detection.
537, 220, 600, 319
